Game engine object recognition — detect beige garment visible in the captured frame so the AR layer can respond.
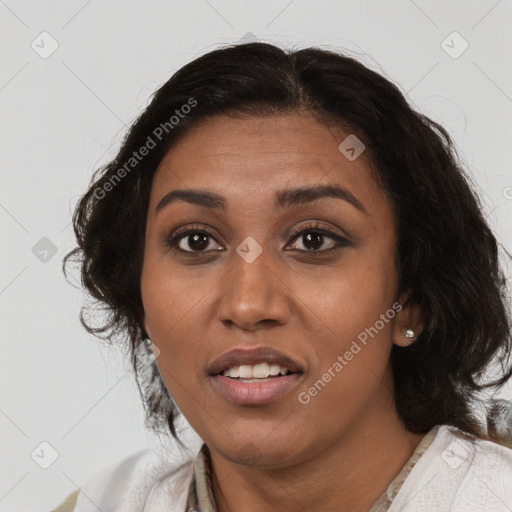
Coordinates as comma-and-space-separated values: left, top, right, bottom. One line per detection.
186, 426, 438, 512
368, 427, 438, 511
51, 489, 79, 512
51, 426, 438, 512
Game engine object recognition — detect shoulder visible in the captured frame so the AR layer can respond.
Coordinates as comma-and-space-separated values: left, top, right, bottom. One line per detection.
68, 444, 199, 512
389, 424, 512, 512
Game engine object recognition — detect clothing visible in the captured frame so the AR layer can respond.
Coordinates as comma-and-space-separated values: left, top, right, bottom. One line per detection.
184, 427, 438, 512
53, 424, 512, 512
52, 490, 79, 512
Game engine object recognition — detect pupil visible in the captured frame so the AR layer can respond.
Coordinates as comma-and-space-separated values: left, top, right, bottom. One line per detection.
304, 232, 323, 250
189, 233, 209, 251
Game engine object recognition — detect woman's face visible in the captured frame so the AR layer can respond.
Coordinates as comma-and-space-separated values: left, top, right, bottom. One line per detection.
141, 112, 409, 466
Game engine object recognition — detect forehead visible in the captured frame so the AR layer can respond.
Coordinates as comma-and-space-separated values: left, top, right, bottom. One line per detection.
150, 113, 384, 214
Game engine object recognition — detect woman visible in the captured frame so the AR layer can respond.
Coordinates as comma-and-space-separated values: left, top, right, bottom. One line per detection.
57, 42, 512, 511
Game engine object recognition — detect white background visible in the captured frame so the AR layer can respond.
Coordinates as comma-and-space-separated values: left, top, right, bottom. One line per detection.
1, 1, 511, 510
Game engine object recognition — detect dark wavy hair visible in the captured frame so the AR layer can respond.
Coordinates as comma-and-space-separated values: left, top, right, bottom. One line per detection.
63, 42, 512, 442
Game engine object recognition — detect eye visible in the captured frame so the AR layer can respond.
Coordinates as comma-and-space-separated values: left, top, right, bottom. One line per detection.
286, 224, 350, 252
166, 228, 223, 253
165, 223, 350, 255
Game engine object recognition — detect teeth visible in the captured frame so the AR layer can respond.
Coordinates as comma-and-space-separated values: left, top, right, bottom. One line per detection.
222, 362, 290, 378
269, 364, 281, 376
226, 367, 239, 378
239, 365, 253, 378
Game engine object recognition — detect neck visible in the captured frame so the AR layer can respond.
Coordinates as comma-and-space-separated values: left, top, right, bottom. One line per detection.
209, 397, 425, 512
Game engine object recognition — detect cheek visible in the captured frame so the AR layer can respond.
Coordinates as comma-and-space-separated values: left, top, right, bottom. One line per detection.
298, 281, 395, 434
304, 253, 396, 337
145, 284, 210, 419
142, 256, 206, 332
300, 252, 396, 389
141, 263, 209, 387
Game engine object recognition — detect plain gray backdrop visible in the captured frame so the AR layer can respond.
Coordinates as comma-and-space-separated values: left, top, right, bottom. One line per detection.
1, 1, 511, 510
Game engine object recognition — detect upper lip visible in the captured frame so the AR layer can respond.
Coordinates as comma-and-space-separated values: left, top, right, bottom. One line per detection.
207, 347, 305, 376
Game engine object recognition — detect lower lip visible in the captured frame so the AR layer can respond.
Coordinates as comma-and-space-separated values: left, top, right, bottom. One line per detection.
210, 374, 303, 406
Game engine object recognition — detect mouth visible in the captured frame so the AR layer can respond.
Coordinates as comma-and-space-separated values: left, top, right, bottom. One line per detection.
220, 362, 293, 380
207, 346, 305, 376
207, 347, 305, 406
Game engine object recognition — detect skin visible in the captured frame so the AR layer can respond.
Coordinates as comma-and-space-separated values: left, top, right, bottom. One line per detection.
141, 112, 424, 512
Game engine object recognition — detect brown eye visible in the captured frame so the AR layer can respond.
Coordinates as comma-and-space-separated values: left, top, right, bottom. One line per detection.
287, 225, 350, 253
166, 229, 223, 253
180, 232, 210, 251
289, 231, 336, 251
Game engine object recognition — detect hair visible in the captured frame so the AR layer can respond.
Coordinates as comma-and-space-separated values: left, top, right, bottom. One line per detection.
63, 42, 512, 443
487, 399, 512, 447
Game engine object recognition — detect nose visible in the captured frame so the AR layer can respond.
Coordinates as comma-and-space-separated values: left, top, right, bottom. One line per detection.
216, 246, 290, 332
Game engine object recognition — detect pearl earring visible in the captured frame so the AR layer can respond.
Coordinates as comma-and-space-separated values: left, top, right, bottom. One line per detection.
405, 329, 415, 340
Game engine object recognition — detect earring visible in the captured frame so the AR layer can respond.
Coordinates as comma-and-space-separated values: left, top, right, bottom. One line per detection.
144, 338, 156, 356
402, 329, 416, 345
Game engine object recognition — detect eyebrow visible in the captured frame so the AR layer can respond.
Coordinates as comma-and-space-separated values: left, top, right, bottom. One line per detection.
154, 184, 367, 215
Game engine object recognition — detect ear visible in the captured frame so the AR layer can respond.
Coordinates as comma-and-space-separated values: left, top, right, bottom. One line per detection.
391, 291, 423, 347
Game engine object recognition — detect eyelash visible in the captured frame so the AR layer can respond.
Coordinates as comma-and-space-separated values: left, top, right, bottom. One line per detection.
165, 223, 350, 256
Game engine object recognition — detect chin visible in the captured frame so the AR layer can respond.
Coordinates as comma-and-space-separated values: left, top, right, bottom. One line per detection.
211, 426, 312, 468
